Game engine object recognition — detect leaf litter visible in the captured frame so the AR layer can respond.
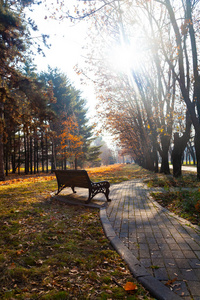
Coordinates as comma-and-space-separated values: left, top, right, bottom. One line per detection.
0, 165, 154, 299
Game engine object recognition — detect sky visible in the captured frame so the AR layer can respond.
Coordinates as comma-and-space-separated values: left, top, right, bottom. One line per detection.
27, 2, 118, 148
28, 3, 96, 117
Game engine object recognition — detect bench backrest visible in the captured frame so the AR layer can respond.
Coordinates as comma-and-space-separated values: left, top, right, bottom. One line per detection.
54, 170, 91, 189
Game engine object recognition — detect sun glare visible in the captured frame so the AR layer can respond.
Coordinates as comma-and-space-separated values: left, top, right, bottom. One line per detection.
108, 41, 143, 74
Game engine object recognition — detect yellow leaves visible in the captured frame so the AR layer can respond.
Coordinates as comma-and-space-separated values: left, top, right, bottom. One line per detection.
157, 128, 164, 133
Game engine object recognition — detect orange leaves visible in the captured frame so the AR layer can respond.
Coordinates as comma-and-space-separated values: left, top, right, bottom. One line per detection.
8, 263, 16, 269
58, 116, 83, 158
123, 281, 138, 293
195, 200, 200, 213
16, 249, 25, 256
165, 277, 177, 286
0, 175, 55, 186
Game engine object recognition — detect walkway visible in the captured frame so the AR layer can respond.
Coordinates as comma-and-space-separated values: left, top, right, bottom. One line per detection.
101, 179, 200, 300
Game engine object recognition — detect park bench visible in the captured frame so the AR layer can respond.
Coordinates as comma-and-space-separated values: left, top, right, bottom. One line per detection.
54, 169, 111, 204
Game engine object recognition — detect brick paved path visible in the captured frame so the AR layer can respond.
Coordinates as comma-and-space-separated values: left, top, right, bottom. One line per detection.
106, 179, 200, 300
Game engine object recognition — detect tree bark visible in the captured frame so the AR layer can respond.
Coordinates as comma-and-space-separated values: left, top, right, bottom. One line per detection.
75, 156, 78, 170
195, 133, 200, 180
160, 135, 170, 174
18, 131, 21, 174
45, 134, 48, 173
0, 134, 5, 180
171, 112, 191, 177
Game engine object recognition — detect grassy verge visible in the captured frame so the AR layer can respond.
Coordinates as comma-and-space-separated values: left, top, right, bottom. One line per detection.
0, 165, 153, 300
145, 172, 200, 226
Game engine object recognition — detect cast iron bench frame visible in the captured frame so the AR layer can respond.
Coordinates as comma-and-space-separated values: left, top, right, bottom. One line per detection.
54, 169, 111, 204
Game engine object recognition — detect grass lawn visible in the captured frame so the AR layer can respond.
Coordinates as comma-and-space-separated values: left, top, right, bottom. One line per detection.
0, 164, 153, 300
145, 171, 200, 226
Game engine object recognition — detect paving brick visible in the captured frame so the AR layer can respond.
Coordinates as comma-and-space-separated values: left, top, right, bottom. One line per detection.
178, 243, 192, 250
169, 243, 182, 251
139, 248, 150, 259
180, 269, 199, 281
171, 281, 190, 297
172, 250, 185, 259
194, 251, 200, 259
154, 267, 169, 280
140, 258, 152, 268
148, 243, 160, 251
140, 243, 149, 251
194, 268, 200, 280
105, 179, 200, 300
175, 259, 191, 269
164, 258, 177, 268
187, 281, 200, 296
150, 250, 163, 259
146, 237, 157, 244
183, 250, 198, 259
167, 268, 183, 280
189, 243, 200, 251
151, 257, 165, 268
188, 258, 200, 268
161, 249, 174, 258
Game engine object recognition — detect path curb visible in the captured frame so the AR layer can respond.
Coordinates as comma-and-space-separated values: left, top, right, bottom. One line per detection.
100, 206, 182, 300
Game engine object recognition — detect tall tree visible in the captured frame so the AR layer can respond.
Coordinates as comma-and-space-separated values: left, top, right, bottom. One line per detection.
40, 68, 94, 169
0, 0, 47, 179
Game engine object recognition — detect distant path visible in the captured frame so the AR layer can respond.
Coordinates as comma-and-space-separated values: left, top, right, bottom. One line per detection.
181, 165, 196, 173
164, 164, 196, 173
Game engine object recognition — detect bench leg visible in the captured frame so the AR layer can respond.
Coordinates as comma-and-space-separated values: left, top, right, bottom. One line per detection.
105, 188, 111, 202
71, 186, 76, 194
85, 182, 111, 204
85, 190, 92, 204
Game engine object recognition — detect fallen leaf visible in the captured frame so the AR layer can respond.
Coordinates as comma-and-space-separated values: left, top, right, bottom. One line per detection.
36, 259, 43, 265
8, 263, 16, 269
165, 277, 177, 286
123, 282, 138, 291
16, 249, 24, 255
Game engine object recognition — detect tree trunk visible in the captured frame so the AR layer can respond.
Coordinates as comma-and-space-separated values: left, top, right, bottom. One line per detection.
160, 135, 170, 174
41, 131, 44, 172
51, 139, 56, 172
5, 142, 8, 176
153, 143, 158, 172
46, 134, 48, 173
18, 131, 21, 174
75, 156, 78, 170
171, 132, 182, 177
0, 134, 5, 180
30, 135, 33, 174
171, 112, 191, 177
195, 133, 200, 180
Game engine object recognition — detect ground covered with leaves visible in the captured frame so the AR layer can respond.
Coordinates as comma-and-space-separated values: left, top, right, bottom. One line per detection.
145, 172, 200, 226
87, 164, 152, 184
0, 164, 153, 300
